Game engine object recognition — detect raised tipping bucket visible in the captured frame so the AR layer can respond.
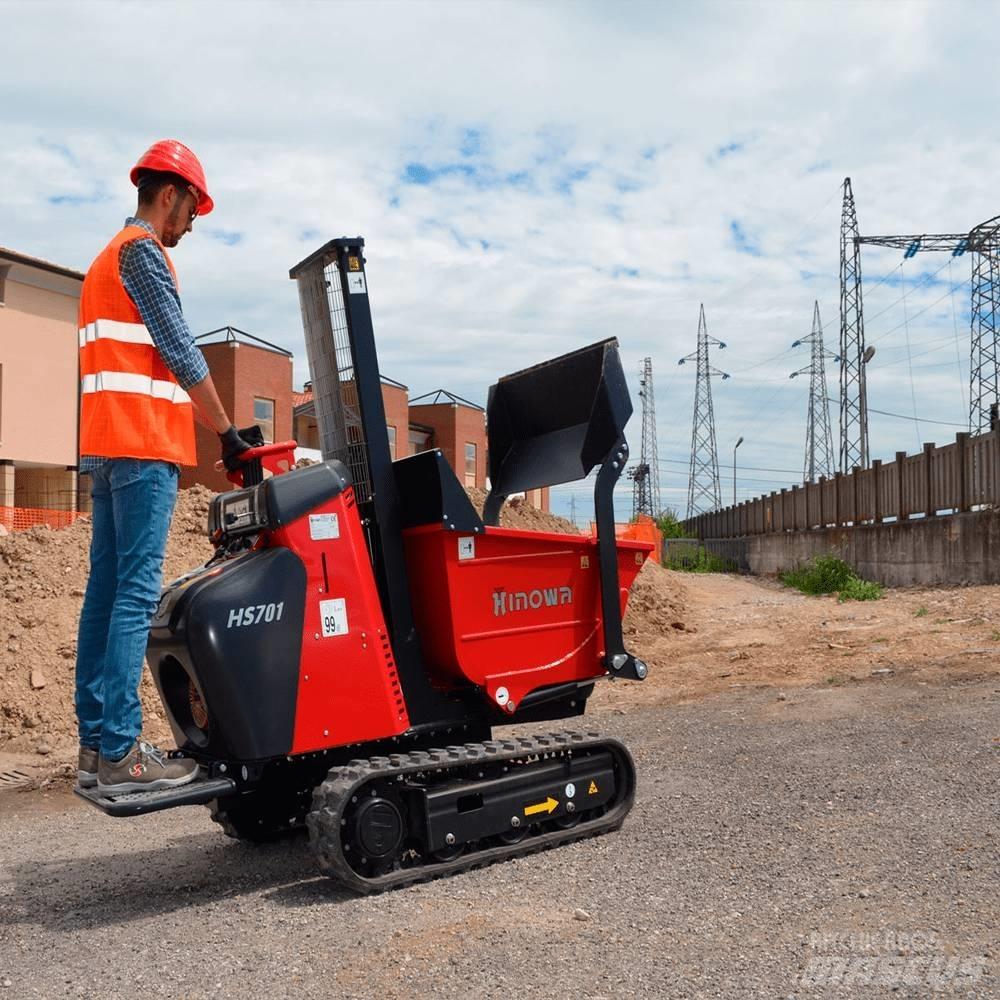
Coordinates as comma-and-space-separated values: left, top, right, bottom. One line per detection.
482, 337, 647, 684
483, 338, 632, 524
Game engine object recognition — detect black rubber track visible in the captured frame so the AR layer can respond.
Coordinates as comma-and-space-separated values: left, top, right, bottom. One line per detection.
306, 730, 636, 894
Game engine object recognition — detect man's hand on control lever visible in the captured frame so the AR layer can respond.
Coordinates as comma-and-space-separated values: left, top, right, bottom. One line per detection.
219, 425, 254, 472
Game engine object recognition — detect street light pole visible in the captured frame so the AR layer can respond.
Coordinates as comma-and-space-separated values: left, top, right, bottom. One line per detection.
733, 436, 744, 506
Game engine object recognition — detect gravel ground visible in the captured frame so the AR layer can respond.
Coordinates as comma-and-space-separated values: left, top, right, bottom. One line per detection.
0, 676, 996, 1000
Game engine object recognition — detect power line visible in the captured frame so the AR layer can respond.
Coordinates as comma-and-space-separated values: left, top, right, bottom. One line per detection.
948, 257, 969, 415
899, 260, 921, 449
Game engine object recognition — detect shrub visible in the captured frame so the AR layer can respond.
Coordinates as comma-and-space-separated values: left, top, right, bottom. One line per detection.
780, 554, 883, 601
780, 554, 854, 595
655, 508, 689, 539
666, 545, 731, 573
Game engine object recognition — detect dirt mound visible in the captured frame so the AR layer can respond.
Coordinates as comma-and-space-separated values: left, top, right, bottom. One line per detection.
464, 488, 579, 534
0, 487, 215, 757
623, 561, 688, 641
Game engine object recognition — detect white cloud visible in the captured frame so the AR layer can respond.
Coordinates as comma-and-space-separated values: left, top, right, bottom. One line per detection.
2, 0, 997, 518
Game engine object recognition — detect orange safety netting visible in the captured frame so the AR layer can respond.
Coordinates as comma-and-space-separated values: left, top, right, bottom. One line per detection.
0, 506, 86, 533
589, 513, 663, 564
615, 514, 662, 564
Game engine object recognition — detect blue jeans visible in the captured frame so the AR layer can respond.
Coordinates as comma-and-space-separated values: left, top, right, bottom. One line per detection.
75, 459, 179, 760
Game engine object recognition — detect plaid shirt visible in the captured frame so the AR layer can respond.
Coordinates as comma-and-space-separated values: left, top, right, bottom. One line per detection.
80, 217, 208, 472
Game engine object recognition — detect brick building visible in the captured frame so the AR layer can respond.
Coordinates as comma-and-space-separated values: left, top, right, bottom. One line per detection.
0, 246, 84, 522
292, 382, 549, 511
292, 376, 409, 460
293, 382, 489, 491
408, 390, 486, 489
181, 326, 294, 492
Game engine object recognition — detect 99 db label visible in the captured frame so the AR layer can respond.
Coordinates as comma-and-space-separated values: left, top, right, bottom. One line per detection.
319, 597, 348, 637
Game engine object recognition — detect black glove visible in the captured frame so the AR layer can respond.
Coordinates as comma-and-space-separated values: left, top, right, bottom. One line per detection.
219, 425, 253, 472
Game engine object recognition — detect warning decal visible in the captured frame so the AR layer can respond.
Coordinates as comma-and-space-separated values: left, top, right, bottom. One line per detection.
346, 272, 367, 295
309, 513, 340, 540
588, 780, 599, 795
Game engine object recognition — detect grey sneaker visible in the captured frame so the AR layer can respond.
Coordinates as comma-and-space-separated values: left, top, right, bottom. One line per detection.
77, 746, 99, 788
97, 741, 198, 795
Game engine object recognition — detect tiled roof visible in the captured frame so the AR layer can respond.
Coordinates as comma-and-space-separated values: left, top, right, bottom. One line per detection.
0, 245, 85, 281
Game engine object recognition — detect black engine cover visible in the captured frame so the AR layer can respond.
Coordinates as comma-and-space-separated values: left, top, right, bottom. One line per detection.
148, 547, 306, 761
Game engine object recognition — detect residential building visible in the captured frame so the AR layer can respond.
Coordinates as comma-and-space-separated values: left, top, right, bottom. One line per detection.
0, 246, 84, 518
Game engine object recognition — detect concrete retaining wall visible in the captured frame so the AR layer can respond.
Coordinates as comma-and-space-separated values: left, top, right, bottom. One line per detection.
736, 508, 1000, 587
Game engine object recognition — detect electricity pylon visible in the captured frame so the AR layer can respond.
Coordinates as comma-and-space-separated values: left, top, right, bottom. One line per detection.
839, 177, 870, 471
629, 357, 661, 519
970, 247, 1000, 434
680, 305, 729, 518
790, 301, 837, 482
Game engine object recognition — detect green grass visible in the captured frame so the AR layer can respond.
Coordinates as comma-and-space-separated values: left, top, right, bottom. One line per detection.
914, 606, 928, 617
780, 554, 884, 602
666, 546, 732, 573
839, 578, 886, 603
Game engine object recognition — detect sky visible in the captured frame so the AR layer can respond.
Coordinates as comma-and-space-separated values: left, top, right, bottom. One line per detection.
4, 0, 1000, 523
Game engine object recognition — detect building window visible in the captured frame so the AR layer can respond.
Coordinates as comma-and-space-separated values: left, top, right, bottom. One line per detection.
254, 397, 275, 444
409, 428, 431, 455
0, 265, 9, 306
464, 442, 477, 487
387, 425, 397, 459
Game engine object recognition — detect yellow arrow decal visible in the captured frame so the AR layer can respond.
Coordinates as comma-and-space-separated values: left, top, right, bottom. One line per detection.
524, 796, 559, 817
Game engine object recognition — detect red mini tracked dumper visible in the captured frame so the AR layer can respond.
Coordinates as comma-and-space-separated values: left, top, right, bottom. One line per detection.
76, 238, 652, 892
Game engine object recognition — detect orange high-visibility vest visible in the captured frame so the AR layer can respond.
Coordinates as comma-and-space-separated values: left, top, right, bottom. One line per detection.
78, 226, 198, 466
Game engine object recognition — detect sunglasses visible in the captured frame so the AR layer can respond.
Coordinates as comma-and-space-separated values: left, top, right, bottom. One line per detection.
177, 184, 199, 224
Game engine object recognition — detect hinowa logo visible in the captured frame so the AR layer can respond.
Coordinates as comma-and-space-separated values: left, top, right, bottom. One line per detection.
493, 586, 572, 617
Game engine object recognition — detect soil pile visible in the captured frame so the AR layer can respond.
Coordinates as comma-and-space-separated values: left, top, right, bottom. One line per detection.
623, 561, 688, 642
0, 487, 215, 756
464, 488, 579, 534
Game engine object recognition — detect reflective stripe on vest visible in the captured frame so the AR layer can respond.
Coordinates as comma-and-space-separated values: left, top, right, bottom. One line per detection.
78, 318, 154, 348
80, 371, 192, 404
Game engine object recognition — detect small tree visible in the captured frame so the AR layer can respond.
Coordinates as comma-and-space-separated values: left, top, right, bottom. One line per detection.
655, 507, 687, 539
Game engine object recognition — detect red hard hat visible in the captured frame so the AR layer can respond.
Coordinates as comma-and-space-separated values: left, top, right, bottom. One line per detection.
130, 139, 214, 216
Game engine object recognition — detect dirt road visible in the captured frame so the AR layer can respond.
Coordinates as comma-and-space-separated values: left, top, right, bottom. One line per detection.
1, 572, 998, 999
1, 678, 996, 999
597, 571, 1000, 713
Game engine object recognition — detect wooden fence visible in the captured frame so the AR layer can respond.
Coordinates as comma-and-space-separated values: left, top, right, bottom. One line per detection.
683, 422, 1000, 540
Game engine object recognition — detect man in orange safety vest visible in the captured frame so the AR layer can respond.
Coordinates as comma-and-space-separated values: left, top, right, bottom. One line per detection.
75, 140, 252, 794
